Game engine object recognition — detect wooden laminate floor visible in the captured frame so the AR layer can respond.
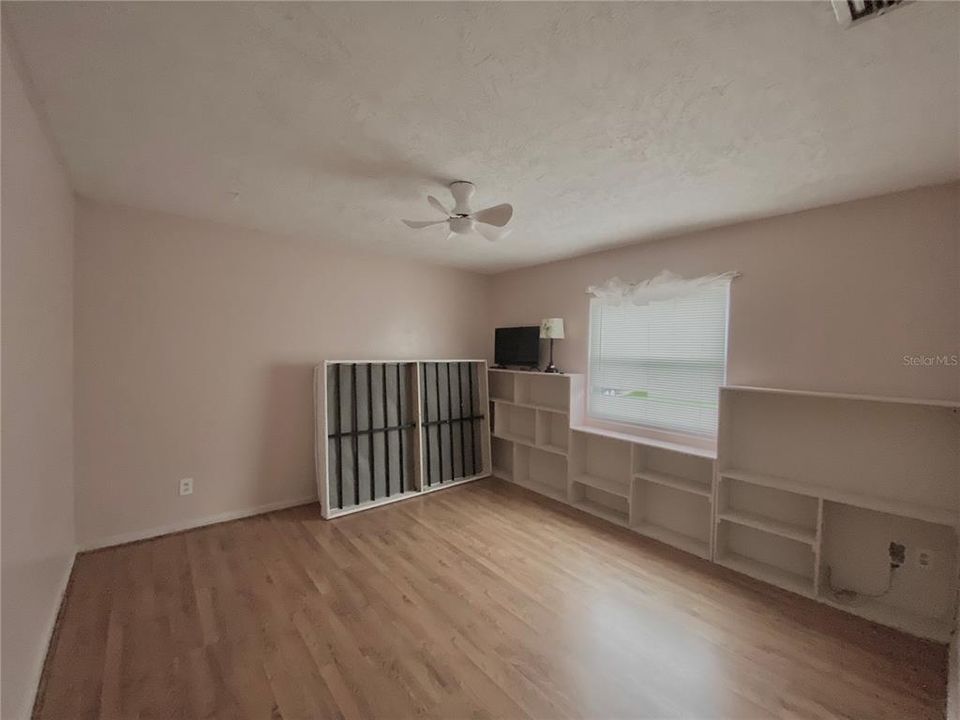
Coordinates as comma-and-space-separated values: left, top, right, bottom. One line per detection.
36, 479, 947, 720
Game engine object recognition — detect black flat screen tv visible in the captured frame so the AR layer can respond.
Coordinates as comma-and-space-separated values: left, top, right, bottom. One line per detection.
494, 326, 540, 368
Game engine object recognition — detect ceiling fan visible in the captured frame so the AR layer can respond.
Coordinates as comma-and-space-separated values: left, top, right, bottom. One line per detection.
402, 181, 513, 242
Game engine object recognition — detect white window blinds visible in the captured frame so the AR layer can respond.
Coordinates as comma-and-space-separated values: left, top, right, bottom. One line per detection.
588, 283, 729, 437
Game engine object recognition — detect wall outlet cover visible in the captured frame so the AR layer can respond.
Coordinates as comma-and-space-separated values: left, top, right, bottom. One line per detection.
179, 478, 194, 496
916, 549, 933, 570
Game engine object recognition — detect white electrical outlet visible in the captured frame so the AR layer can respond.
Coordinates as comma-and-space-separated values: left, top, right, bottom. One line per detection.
179, 478, 194, 496
916, 548, 934, 570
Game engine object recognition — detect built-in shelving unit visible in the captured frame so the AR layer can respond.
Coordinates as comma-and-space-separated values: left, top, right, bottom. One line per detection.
489, 371, 577, 510
487, 369, 960, 642
489, 369, 717, 559
716, 385, 960, 640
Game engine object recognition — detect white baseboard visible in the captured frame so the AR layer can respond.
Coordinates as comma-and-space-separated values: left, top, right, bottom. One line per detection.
27, 549, 76, 720
79, 496, 318, 552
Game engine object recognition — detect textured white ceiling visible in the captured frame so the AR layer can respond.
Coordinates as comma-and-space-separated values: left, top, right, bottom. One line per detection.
6, 2, 959, 272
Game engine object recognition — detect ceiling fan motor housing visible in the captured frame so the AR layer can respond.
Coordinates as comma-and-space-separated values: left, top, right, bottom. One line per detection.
450, 181, 476, 215
449, 216, 475, 234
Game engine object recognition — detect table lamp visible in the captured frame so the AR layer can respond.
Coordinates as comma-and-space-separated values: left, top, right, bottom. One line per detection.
540, 318, 564, 373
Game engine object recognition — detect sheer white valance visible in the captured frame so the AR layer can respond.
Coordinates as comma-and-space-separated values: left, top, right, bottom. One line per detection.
586, 270, 740, 307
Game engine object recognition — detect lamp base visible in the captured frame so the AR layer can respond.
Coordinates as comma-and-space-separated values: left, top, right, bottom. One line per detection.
542, 337, 561, 373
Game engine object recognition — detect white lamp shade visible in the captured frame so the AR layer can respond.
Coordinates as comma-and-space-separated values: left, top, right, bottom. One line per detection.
540, 318, 565, 339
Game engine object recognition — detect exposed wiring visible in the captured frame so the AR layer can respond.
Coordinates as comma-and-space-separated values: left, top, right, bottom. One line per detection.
825, 563, 896, 603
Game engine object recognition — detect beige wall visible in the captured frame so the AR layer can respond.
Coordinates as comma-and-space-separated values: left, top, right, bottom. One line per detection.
1, 37, 76, 720
74, 200, 491, 547
75, 183, 960, 550
490, 183, 960, 402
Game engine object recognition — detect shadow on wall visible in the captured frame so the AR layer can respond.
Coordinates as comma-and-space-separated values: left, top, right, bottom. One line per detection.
256, 362, 320, 505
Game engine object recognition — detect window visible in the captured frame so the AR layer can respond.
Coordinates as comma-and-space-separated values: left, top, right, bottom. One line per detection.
588, 283, 729, 437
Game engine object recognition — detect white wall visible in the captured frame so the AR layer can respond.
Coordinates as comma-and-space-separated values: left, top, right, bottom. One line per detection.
490, 183, 960, 402
74, 200, 491, 548
1, 35, 76, 720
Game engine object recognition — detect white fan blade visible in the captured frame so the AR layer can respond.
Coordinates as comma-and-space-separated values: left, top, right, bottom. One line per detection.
427, 195, 451, 217
402, 219, 447, 229
472, 203, 513, 227
477, 224, 511, 242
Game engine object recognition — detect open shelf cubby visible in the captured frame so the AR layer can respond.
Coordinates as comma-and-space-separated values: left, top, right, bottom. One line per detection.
515, 372, 570, 412
817, 501, 957, 640
570, 483, 631, 527
632, 480, 711, 559
514, 444, 568, 501
488, 370, 516, 403
493, 401, 536, 445
569, 430, 632, 498
631, 445, 713, 558
634, 445, 713, 497
716, 476, 818, 546
535, 409, 569, 455
569, 430, 632, 525
491, 436, 514, 481
716, 521, 817, 597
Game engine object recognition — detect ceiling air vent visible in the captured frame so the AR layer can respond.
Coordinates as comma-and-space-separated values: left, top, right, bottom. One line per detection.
831, 0, 912, 28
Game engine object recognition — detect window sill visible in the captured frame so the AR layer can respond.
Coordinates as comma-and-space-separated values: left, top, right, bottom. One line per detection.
570, 420, 717, 460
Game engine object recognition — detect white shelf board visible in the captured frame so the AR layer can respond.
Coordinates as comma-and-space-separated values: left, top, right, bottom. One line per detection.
493, 398, 568, 414
633, 521, 710, 559
534, 405, 570, 416
492, 467, 513, 482
488, 368, 579, 378
722, 384, 960, 409
571, 498, 630, 527
492, 431, 536, 448
717, 552, 815, 598
572, 473, 631, 499
511, 476, 567, 502
536, 442, 567, 457
635, 470, 712, 498
718, 509, 816, 545
817, 593, 954, 643
570, 424, 717, 460
721, 468, 957, 527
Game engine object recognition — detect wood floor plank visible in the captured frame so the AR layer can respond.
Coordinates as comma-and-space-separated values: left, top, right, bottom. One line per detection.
36, 479, 948, 720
